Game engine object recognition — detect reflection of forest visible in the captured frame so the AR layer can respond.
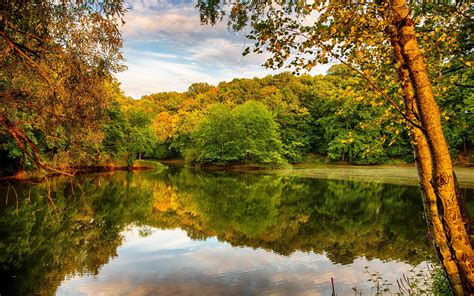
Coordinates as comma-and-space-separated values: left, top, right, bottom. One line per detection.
2, 168, 469, 294
148, 168, 433, 265
0, 173, 152, 295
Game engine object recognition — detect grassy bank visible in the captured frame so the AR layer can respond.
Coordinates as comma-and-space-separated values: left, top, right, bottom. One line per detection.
265, 163, 474, 189
160, 159, 474, 189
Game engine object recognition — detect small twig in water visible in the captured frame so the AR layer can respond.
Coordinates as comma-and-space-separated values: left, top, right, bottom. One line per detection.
5, 182, 10, 205
11, 185, 19, 214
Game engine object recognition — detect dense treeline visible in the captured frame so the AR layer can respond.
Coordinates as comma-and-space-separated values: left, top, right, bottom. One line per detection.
1, 63, 472, 174
104, 63, 473, 166
136, 66, 413, 165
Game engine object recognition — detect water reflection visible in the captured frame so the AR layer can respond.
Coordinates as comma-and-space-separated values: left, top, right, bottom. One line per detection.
0, 167, 471, 295
56, 228, 428, 296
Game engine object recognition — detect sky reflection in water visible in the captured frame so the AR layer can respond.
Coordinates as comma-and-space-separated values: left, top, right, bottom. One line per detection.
57, 227, 427, 296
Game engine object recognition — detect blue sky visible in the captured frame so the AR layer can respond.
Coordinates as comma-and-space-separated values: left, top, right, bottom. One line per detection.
116, 0, 331, 98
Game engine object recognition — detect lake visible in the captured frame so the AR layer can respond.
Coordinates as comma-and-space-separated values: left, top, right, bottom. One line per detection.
1, 166, 472, 295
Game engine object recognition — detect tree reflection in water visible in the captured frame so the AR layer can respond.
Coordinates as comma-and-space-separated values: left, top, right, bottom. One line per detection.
1, 167, 471, 294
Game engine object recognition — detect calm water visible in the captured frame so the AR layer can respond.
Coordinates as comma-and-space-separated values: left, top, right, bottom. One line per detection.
1, 167, 472, 295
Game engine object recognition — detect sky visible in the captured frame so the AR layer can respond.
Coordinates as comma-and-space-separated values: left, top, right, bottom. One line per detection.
116, 0, 331, 98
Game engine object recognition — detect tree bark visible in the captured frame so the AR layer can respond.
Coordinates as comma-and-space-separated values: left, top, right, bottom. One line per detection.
390, 0, 474, 294
390, 32, 465, 295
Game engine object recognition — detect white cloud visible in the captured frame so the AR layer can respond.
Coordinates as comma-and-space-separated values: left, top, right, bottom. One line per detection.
188, 38, 269, 66
115, 0, 332, 97
121, 3, 229, 45
116, 54, 216, 97
125, 0, 177, 12
116, 51, 277, 98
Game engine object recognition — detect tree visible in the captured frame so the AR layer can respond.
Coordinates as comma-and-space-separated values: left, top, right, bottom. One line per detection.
304, 65, 403, 164
0, 0, 126, 171
187, 101, 284, 165
197, 0, 473, 293
187, 82, 214, 96
103, 106, 157, 167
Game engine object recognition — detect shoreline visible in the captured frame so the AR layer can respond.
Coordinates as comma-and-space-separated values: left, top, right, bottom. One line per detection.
160, 160, 474, 189
0, 165, 155, 182
1, 160, 473, 189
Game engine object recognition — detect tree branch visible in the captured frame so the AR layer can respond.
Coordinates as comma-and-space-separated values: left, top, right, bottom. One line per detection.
0, 30, 54, 88
283, 28, 425, 131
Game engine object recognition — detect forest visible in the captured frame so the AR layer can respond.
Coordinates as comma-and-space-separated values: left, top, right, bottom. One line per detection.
1, 0, 473, 294
1, 63, 472, 174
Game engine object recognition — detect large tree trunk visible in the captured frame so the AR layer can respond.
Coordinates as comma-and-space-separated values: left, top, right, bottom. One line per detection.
390, 0, 474, 294
390, 32, 465, 295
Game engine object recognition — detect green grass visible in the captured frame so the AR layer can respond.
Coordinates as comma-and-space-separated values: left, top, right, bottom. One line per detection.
431, 268, 453, 296
133, 159, 168, 171
266, 163, 474, 189
357, 265, 453, 296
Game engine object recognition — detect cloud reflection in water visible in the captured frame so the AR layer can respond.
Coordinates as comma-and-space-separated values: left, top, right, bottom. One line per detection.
57, 227, 426, 296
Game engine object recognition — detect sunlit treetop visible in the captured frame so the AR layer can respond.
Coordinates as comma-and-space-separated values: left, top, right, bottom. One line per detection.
197, 0, 471, 77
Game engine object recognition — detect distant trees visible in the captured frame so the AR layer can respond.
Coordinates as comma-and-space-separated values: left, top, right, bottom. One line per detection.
93, 68, 468, 168
103, 103, 157, 167
187, 102, 284, 165
1, 66, 469, 173
304, 66, 411, 164
138, 70, 430, 166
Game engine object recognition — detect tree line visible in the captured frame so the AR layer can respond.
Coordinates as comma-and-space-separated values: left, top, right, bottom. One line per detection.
1, 63, 471, 172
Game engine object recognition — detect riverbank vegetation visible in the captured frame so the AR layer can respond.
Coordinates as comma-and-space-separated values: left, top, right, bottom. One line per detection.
0, 2, 472, 175
1, 64, 472, 175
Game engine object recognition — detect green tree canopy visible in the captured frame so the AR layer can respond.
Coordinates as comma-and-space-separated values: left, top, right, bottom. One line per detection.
187, 101, 284, 165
